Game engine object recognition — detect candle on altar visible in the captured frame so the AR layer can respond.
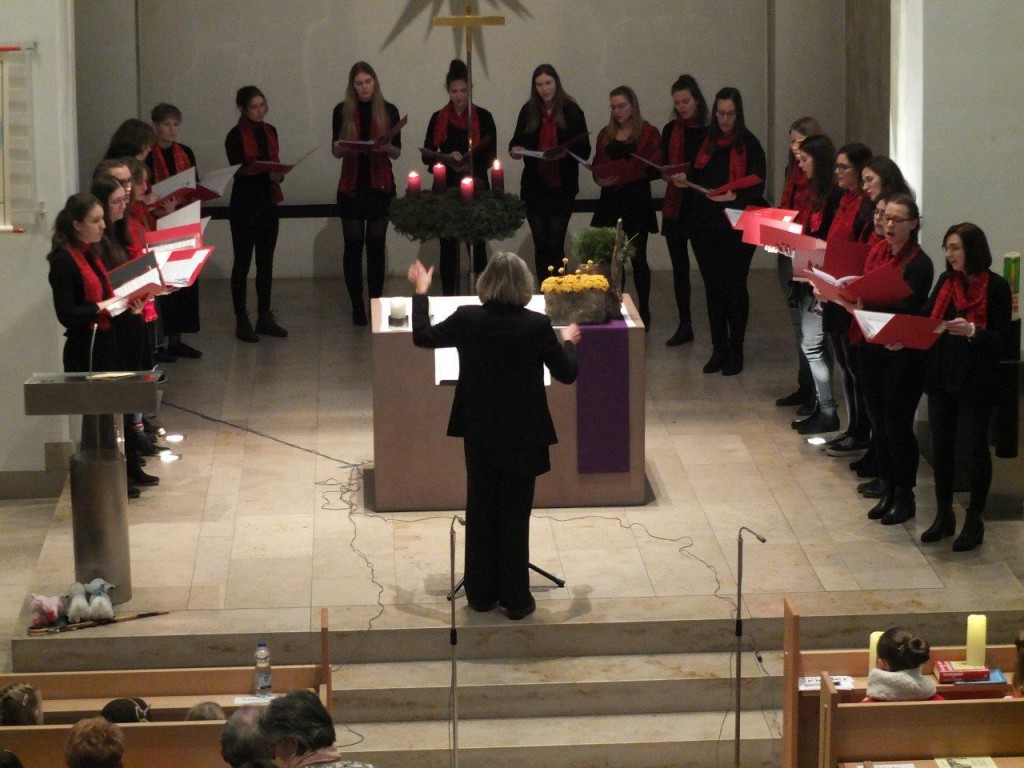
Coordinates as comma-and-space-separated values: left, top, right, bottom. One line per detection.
406, 171, 420, 197
868, 630, 883, 672
460, 176, 474, 206
389, 297, 407, 320
432, 163, 446, 193
490, 159, 505, 194
966, 614, 987, 666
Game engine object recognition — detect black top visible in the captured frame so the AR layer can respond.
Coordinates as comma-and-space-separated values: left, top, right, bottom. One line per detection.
145, 143, 198, 179
806, 186, 844, 240
510, 100, 591, 213
331, 99, 401, 219
422, 105, 498, 187
923, 270, 1012, 397
411, 293, 578, 448
48, 248, 107, 333
590, 127, 660, 235
225, 120, 279, 209
659, 119, 707, 233
684, 131, 768, 231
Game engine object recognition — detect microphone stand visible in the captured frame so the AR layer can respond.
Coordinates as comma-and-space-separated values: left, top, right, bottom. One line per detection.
449, 516, 460, 768
734, 526, 766, 768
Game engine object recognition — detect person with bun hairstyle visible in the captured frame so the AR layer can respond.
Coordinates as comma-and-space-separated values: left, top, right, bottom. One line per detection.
661, 74, 708, 346
921, 223, 1012, 551
225, 85, 288, 342
0, 683, 42, 725
590, 85, 661, 329
684, 86, 767, 376
510, 64, 591, 285
331, 61, 402, 325
422, 59, 497, 295
104, 118, 155, 162
864, 627, 941, 701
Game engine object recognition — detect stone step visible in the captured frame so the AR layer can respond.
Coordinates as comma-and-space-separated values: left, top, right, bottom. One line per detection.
333, 651, 783, 722
335, 710, 781, 768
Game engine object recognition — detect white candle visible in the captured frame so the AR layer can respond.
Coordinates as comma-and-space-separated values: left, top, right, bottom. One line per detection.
390, 297, 407, 320
966, 614, 987, 666
868, 630, 883, 672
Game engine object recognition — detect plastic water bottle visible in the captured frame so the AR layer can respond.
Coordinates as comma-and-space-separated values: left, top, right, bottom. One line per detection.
254, 641, 272, 696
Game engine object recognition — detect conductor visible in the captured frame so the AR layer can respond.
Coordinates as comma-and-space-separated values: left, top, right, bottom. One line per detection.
409, 253, 581, 619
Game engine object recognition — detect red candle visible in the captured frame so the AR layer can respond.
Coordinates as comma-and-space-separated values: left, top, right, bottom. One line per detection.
490, 159, 505, 195
460, 176, 474, 206
406, 170, 420, 197
432, 163, 446, 193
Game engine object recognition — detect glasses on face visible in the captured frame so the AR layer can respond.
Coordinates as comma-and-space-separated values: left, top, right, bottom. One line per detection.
835, 163, 853, 172
883, 215, 913, 225
716, 110, 736, 119
942, 244, 964, 254
872, 209, 886, 219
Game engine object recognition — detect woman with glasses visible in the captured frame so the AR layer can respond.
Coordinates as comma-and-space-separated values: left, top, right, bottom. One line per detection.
590, 85, 661, 329
920, 223, 1011, 551
828, 193, 934, 526
683, 87, 767, 376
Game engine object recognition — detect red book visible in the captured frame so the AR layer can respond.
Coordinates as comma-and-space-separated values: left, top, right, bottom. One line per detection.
236, 146, 318, 176
109, 252, 166, 306
853, 310, 946, 350
144, 222, 203, 265
159, 246, 214, 289
758, 221, 825, 252
336, 116, 408, 151
933, 659, 991, 683
685, 174, 762, 197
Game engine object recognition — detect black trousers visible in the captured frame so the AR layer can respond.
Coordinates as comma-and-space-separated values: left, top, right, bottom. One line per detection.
440, 239, 487, 296
342, 216, 388, 310
690, 226, 755, 352
229, 205, 279, 316
663, 220, 692, 326
463, 442, 544, 611
526, 209, 571, 285
860, 345, 927, 488
928, 389, 994, 512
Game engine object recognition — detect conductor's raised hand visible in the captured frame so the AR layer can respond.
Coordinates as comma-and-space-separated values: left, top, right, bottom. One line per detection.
407, 260, 434, 294
560, 323, 581, 345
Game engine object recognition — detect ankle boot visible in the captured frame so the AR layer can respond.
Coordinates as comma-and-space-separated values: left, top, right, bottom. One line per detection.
255, 311, 288, 337
867, 480, 893, 520
236, 314, 259, 343
126, 455, 159, 486
952, 508, 985, 551
666, 322, 694, 347
857, 477, 884, 498
722, 345, 744, 376
703, 348, 726, 374
881, 486, 916, 525
796, 406, 840, 435
920, 504, 956, 543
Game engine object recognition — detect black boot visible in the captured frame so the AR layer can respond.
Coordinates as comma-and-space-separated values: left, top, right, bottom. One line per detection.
920, 504, 956, 543
703, 348, 726, 374
796, 406, 839, 435
127, 455, 159, 487
881, 486, 916, 525
666, 322, 694, 347
775, 387, 812, 407
952, 508, 985, 551
236, 314, 259, 343
867, 480, 893, 520
851, 446, 877, 477
255, 311, 288, 337
857, 477, 884, 498
722, 345, 744, 376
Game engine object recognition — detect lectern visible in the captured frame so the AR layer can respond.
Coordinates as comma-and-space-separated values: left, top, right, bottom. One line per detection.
24, 372, 162, 604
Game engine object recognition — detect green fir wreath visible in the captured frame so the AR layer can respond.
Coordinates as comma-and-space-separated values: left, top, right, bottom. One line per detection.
390, 189, 526, 243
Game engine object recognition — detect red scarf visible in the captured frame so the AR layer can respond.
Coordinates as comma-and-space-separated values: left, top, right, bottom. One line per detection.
338, 107, 395, 196
123, 212, 158, 323
930, 270, 990, 329
150, 142, 192, 182
662, 116, 700, 220
129, 199, 156, 232
237, 117, 283, 204
67, 241, 113, 331
864, 237, 919, 275
432, 103, 480, 151
826, 190, 862, 243
693, 131, 747, 184
538, 108, 562, 189
779, 166, 812, 229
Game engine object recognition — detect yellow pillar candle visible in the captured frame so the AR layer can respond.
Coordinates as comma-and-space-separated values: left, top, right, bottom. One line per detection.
966, 614, 987, 666
868, 630, 883, 672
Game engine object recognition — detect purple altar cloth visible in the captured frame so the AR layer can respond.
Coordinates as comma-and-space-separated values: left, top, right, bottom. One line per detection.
574, 319, 629, 473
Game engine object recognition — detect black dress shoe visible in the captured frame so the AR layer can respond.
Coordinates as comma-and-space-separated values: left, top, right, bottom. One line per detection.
504, 598, 536, 620
796, 408, 839, 435
825, 436, 870, 457
468, 600, 498, 612
792, 403, 818, 429
721, 348, 743, 376
775, 388, 812, 407
128, 465, 159, 486
127, 484, 141, 499
166, 341, 202, 359
857, 478, 884, 498
702, 350, 725, 374
256, 311, 288, 337
920, 509, 956, 543
666, 323, 694, 347
952, 514, 984, 551
880, 489, 915, 525
236, 314, 260, 343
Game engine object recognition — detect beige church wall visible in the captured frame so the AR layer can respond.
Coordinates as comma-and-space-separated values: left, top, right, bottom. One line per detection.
0, 2, 80, 487
845, 0, 889, 157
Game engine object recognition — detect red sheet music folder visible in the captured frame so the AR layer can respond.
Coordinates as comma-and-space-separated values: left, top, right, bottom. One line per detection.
854, 310, 945, 350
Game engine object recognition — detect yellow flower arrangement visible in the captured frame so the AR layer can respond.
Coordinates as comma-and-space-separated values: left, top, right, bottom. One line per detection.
541, 259, 610, 294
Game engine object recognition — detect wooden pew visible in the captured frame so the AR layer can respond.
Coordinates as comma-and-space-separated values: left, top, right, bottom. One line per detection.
820, 673, 1024, 767
782, 598, 1018, 768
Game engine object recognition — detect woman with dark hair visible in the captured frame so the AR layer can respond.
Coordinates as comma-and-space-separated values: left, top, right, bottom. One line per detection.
260, 689, 374, 767
590, 85, 661, 328
226, 85, 288, 342
861, 156, 912, 234
409, 253, 579, 620
920, 223, 1011, 551
789, 134, 843, 435
422, 59, 497, 295
331, 61, 402, 325
510, 64, 591, 285
661, 74, 708, 346
775, 117, 824, 409
820, 142, 874, 457
864, 627, 940, 701
835, 193, 934, 526
684, 86, 767, 376
104, 118, 156, 161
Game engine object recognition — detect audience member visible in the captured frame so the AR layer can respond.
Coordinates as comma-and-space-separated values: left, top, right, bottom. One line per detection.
864, 627, 941, 701
186, 700, 227, 721
220, 706, 272, 767
100, 696, 149, 723
0, 683, 43, 725
65, 717, 125, 768
259, 689, 375, 767
0, 750, 24, 768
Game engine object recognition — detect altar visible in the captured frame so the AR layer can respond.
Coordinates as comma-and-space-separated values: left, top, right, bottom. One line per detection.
370, 295, 647, 511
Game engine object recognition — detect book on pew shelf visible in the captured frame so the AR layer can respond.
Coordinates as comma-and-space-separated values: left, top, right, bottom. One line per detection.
798, 674, 855, 691
853, 310, 946, 350
935, 757, 998, 768
933, 659, 991, 682
952, 668, 1005, 685
109, 252, 166, 305
160, 246, 214, 289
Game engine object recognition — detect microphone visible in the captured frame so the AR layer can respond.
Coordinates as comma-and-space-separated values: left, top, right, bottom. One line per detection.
739, 526, 767, 543
454, 516, 466, 527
